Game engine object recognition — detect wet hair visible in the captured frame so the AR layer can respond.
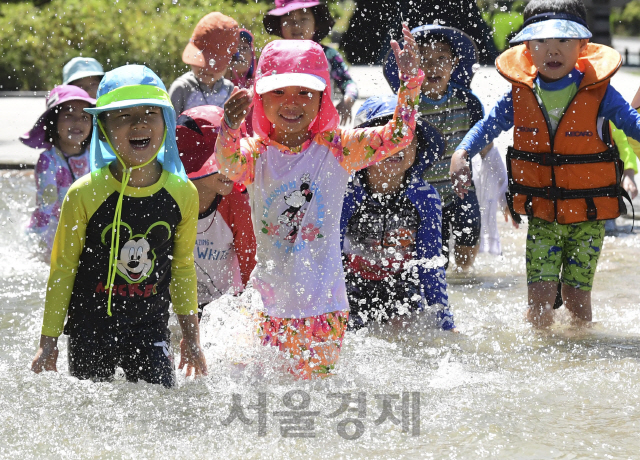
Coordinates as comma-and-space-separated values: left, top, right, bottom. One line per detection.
523, 0, 588, 21
415, 33, 457, 59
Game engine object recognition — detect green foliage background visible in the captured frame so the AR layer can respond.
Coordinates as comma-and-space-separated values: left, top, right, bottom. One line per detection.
611, 1, 640, 36
0, 0, 351, 91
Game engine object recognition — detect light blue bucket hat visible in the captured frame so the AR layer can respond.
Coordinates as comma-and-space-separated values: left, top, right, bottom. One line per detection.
510, 12, 592, 44
63, 57, 105, 85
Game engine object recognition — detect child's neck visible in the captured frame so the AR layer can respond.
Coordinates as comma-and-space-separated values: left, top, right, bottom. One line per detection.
366, 170, 405, 196
271, 128, 314, 148
109, 161, 163, 188
55, 139, 84, 157
198, 189, 218, 214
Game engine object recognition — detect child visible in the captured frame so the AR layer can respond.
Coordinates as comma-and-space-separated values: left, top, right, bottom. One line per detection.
225, 29, 256, 90
384, 25, 484, 271
263, 0, 359, 125
169, 12, 238, 117
19, 85, 94, 255
216, 25, 423, 379
340, 96, 454, 331
63, 57, 105, 98
176, 105, 256, 317
450, 0, 640, 327
30, 65, 207, 386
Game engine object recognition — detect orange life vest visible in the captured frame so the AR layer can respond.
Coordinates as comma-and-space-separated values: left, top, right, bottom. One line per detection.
496, 43, 627, 224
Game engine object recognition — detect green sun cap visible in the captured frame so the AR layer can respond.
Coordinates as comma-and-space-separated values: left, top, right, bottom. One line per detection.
84, 84, 173, 115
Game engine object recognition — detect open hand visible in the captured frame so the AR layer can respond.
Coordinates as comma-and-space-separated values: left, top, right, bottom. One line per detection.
31, 335, 58, 373
390, 23, 420, 77
178, 338, 208, 378
223, 86, 253, 130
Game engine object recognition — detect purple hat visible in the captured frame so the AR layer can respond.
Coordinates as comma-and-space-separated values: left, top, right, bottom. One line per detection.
20, 85, 95, 149
263, 0, 335, 42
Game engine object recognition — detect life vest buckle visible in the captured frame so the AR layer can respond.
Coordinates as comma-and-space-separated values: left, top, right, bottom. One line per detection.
542, 187, 561, 200
540, 153, 558, 166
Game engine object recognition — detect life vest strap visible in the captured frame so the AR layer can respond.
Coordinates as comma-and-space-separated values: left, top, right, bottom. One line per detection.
510, 183, 623, 201
507, 147, 619, 166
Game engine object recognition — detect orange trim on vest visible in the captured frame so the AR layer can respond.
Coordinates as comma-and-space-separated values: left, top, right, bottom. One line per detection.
497, 44, 624, 224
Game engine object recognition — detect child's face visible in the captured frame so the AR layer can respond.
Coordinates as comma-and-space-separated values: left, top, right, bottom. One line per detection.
191, 65, 227, 87
101, 105, 166, 167
70, 76, 102, 99
367, 138, 417, 184
525, 38, 589, 82
418, 41, 458, 99
193, 172, 234, 198
261, 86, 322, 137
280, 9, 316, 40
55, 100, 92, 153
228, 37, 253, 78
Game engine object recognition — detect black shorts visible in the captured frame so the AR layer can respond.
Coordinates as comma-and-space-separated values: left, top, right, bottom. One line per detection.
68, 327, 175, 388
442, 190, 481, 263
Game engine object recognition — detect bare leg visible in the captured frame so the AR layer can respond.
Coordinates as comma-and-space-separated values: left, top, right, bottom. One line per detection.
526, 281, 558, 328
454, 243, 479, 271
562, 284, 592, 325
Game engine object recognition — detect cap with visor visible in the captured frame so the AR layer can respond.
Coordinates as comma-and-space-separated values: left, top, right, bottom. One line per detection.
63, 57, 105, 85
510, 12, 592, 44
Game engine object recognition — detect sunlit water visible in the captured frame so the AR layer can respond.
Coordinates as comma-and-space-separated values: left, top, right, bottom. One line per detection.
2, 152, 640, 460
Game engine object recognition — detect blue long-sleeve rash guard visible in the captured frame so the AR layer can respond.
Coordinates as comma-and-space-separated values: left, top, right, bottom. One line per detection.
458, 70, 640, 158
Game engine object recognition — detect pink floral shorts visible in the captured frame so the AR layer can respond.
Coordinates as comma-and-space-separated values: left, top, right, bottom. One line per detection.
256, 310, 349, 380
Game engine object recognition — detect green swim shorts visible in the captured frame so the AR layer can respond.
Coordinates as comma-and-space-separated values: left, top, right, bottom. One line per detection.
525, 218, 605, 291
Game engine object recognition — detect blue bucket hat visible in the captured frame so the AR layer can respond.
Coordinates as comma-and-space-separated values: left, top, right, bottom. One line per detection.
510, 13, 592, 45
355, 95, 445, 173
85, 64, 186, 181
63, 57, 105, 85
384, 24, 478, 93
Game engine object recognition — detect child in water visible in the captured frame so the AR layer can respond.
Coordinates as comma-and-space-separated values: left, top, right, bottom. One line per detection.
19, 85, 95, 256
341, 96, 454, 331
263, 0, 359, 125
31, 65, 207, 386
176, 105, 256, 318
451, 0, 640, 327
216, 25, 423, 379
169, 12, 238, 117
385, 25, 486, 270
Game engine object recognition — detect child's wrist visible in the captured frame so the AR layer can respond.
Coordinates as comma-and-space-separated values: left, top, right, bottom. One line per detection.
399, 69, 424, 82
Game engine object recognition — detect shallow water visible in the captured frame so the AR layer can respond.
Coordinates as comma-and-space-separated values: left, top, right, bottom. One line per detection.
3, 160, 640, 460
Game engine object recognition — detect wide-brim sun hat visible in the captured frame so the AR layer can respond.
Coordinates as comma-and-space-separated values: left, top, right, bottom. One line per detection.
252, 39, 338, 138
85, 64, 186, 181
263, 0, 335, 42
176, 105, 224, 180
182, 12, 239, 71
19, 85, 96, 149
384, 24, 478, 92
63, 57, 105, 85
354, 95, 445, 173
510, 12, 592, 44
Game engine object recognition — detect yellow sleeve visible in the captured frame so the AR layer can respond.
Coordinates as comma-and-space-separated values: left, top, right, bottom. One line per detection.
316, 71, 424, 174
41, 180, 89, 337
166, 176, 199, 315
611, 122, 638, 173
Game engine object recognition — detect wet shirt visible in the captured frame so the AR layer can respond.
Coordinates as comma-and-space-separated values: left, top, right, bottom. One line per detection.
168, 72, 234, 118
419, 88, 481, 206
343, 189, 420, 280
41, 166, 199, 337
29, 147, 91, 251
194, 191, 256, 304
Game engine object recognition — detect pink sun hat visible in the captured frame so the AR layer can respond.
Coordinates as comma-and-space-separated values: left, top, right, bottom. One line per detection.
263, 0, 335, 41
19, 85, 95, 149
252, 39, 338, 138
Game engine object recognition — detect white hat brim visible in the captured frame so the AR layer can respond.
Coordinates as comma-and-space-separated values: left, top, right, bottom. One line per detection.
511, 19, 592, 44
255, 73, 326, 95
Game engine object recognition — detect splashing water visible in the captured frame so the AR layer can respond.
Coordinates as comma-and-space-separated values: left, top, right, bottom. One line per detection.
2, 157, 640, 459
